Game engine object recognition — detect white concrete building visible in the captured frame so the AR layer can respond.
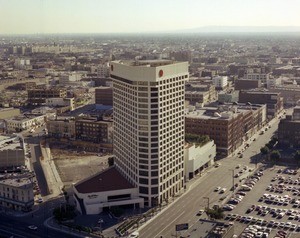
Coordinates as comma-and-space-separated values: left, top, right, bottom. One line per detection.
73, 167, 143, 214
245, 73, 270, 83
45, 97, 75, 111
97, 62, 110, 78
0, 177, 34, 211
212, 76, 228, 89
184, 141, 216, 180
111, 60, 188, 206
5, 114, 45, 132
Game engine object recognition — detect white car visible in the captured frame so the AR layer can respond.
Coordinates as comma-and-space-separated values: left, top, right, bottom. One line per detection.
28, 225, 37, 230
220, 188, 227, 193
214, 186, 221, 192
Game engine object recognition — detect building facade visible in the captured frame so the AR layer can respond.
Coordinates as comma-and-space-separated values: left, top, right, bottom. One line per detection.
212, 76, 228, 89
0, 177, 34, 211
111, 60, 188, 206
278, 107, 300, 148
185, 104, 266, 156
27, 88, 67, 104
75, 117, 113, 144
184, 141, 216, 180
46, 118, 76, 139
95, 87, 113, 106
239, 90, 283, 119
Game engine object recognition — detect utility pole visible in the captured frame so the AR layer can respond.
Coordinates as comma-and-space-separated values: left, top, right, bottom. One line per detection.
229, 169, 235, 192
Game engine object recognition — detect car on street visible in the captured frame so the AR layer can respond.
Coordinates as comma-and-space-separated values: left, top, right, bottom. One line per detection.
220, 188, 227, 193
196, 209, 204, 216
214, 187, 221, 192
28, 225, 37, 230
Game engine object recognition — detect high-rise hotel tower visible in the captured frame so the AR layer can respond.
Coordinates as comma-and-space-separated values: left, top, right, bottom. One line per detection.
111, 60, 188, 206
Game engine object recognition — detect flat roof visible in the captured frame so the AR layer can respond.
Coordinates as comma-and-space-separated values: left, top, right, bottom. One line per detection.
75, 167, 135, 194
0, 178, 32, 188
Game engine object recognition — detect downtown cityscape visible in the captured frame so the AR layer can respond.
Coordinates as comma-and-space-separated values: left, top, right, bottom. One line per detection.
1, 1, 300, 238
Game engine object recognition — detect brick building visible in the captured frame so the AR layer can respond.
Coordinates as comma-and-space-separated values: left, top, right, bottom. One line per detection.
278, 107, 300, 148
234, 79, 261, 91
75, 116, 113, 144
239, 90, 283, 119
185, 104, 266, 156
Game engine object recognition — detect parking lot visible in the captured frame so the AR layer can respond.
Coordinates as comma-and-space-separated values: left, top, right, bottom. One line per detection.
222, 165, 300, 237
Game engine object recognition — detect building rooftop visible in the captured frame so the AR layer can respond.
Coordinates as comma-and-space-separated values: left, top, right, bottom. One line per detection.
185, 103, 264, 120
0, 177, 32, 188
75, 167, 135, 194
0, 135, 23, 151
115, 60, 175, 67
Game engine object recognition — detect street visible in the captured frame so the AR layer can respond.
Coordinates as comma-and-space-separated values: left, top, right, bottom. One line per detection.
139, 116, 281, 237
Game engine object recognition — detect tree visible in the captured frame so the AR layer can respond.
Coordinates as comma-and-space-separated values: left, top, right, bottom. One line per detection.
260, 146, 269, 155
205, 207, 224, 219
270, 150, 281, 162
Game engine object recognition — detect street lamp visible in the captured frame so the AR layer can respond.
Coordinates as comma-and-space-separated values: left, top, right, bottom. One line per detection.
229, 169, 235, 192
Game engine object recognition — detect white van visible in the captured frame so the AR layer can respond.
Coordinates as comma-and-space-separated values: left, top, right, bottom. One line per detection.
128, 231, 139, 238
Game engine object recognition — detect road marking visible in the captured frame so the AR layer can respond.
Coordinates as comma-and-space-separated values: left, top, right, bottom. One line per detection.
157, 211, 185, 235
0, 227, 27, 238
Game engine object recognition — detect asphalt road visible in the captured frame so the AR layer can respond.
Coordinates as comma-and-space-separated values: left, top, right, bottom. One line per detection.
139, 115, 282, 238
0, 211, 75, 238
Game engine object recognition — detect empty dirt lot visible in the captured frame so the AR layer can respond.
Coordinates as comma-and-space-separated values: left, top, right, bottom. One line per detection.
51, 148, 110, 189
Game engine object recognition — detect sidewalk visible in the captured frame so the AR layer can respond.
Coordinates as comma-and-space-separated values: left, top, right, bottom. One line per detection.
44, 216, 99, 237
40, 142, 64, 200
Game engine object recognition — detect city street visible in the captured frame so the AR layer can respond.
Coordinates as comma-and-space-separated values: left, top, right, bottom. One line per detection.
0, 211, 75, 238
139, 116, 281, 237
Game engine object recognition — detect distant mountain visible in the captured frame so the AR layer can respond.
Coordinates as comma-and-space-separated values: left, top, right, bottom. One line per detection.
177, 26, 300, 33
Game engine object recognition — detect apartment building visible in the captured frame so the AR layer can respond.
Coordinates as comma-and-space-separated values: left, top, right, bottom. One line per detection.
46, 118, 76, 139
0, 177, 34, 211
75, 117, 113, 144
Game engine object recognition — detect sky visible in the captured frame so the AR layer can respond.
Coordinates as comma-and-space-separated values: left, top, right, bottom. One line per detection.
1, 0, 300, 34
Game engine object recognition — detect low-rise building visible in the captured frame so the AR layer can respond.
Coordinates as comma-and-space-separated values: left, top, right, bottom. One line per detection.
45, 97, 75, 111
185, 103, 266, 156
185, 83, 217, 105
184, 140, 216, 180
0, 135, 25, 169
234, 79, 261, 90
0, 177, 34, 211
212, 76, 228, 90
46, 117, 76, 139
278, 106, 300, 148
27, 87, 67, 105
0, 107, 20, 120
75, 116, 113, 144
244, 73, 270, 83
218, 91, 239, 103
73, 166, 144, 214
5, 114, 45, 132
239, 89, 283, 119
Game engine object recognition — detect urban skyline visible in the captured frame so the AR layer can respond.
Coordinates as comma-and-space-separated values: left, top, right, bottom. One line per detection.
1, 0, 300, 34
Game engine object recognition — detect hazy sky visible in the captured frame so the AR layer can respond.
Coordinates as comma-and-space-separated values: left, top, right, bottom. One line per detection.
1, 0, 300, 34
